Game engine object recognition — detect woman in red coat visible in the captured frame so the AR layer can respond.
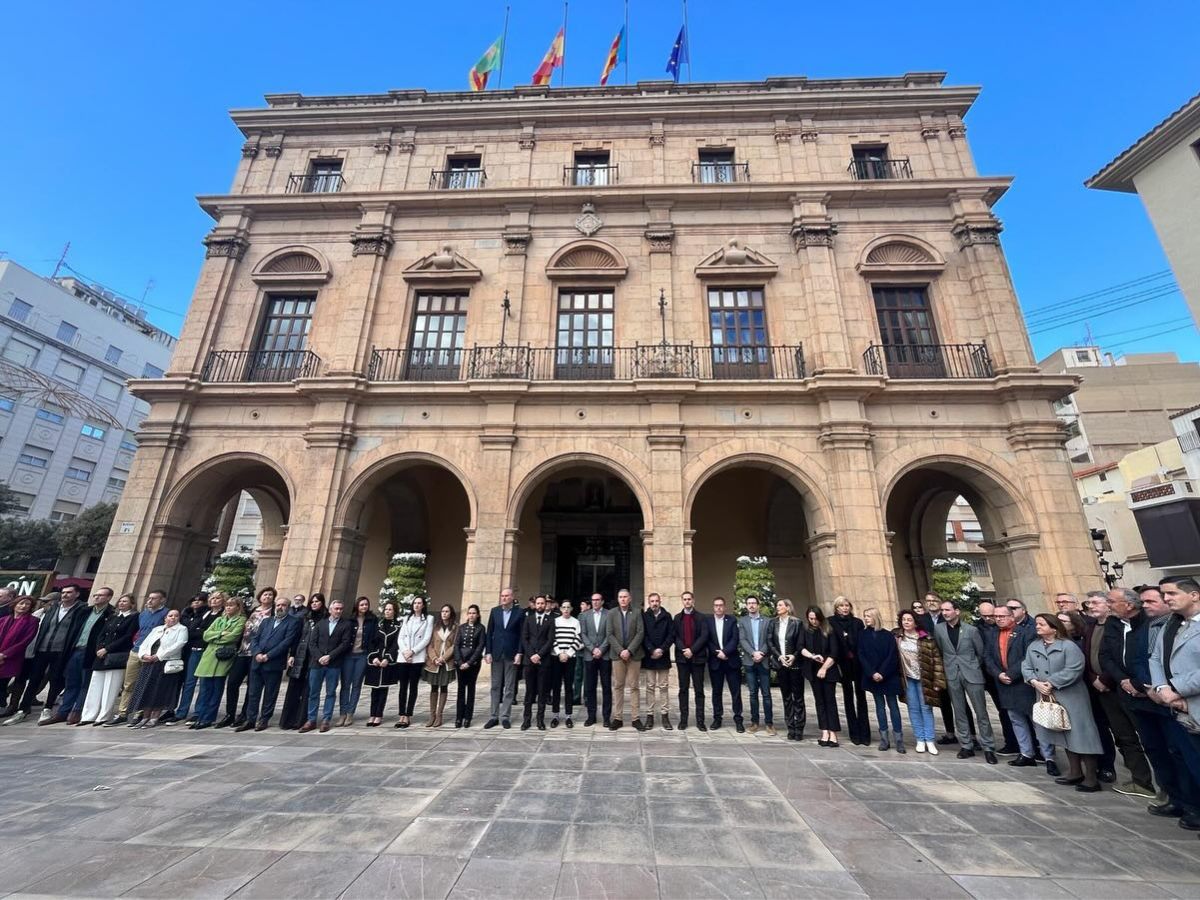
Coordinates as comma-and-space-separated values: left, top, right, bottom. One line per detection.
0, 597, 39, 699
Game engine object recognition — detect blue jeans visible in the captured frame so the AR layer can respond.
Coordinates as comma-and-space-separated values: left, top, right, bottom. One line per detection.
1009, 708, 1053, 759
195, 676, 226, 724
174, 652, 202, 719
59, 648, 89, 714
339, 654, 367, 716
905, 678, 936, 742
307, 665, 340, 723
873, 690, 902, 733
744, 661, 773, 725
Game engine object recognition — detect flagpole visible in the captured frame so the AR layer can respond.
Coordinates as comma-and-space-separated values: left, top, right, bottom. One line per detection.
561, 2, 568, 86
624, 0, 630, 85
682, 0, 691, 82
496, 5, 510, 89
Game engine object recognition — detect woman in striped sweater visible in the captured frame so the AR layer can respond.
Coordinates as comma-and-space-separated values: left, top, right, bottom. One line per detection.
552, 600, 583, 728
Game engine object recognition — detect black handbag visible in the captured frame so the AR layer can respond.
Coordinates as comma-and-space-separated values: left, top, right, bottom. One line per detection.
215, 644, 236, 661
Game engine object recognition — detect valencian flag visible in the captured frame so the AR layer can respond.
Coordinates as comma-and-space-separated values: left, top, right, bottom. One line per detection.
599, 25, 626, 86
532, 28, 565, 85
666, 25, 688, 83
469, 35, 504, 91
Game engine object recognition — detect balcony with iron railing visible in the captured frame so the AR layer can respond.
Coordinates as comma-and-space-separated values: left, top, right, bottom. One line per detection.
692, 162, 751, 184
863, 343, 994, 379
286, 173, 345, 194
201, 349, 322, 383
368, 343, 805, 383
847, 158, 913, 180
564, 165, 618, 186
430, 168, 486, 190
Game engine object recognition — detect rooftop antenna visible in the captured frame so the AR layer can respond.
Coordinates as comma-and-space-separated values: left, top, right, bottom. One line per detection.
142, 278, 156, 303
52, 242, 70, 278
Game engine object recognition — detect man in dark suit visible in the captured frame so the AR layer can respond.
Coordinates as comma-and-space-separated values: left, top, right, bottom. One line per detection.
580, 592, 611, 727
300, 599, 353, 733
484, 588, 525, 729
519, 595, 554, 730
1099, 587, 1158, 798
708, 596, 744, 732
673, 591, 709, 731
13, 586, 89, 725
239, 594, 301, 731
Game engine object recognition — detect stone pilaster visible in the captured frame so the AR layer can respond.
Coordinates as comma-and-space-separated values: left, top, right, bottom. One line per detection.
325, 204, 393, 375
790, 193, 851, 373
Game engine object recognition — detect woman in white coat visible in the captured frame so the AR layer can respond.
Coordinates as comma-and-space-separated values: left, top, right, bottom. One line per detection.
395, 597, 433, 728
129, 609, 189, 728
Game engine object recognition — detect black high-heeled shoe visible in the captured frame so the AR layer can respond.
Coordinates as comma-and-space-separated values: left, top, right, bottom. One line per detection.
1054, 775, 1084, 786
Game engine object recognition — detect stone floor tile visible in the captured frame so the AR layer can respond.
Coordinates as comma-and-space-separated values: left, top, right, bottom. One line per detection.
756, 869, 866, 899
447, 858, 560, 900
898, 780, 990, 804
706, 773, 778, 796
868, 801, 977, 834
339, 854, 468, 900
474, 819, 567, 861
562, 823, 654, 865
902, 835, 1036, 878
385, 817, 489, 857
345, 787, 440, 818
644, 772, 715, 796
951, 875, 1077, 899
826, 838, 937, 875
231, 850, 375, 898
584, 753, 644, 772
1097, 841, 1200, 882
935, 803, 1054, 835
841, 778, 923, 802
721, 797, 806, 826
497, 790, 576, 822
1053, 878, 1179, 899
0, 839, 130, 893
421, 788, 509, 820
554, 861, 658, 899
122, 847, 284, 898
656, 865, 764, 899
126, 810, 249, 848
648, 796, 728, 826
579, 772, 646, 795
643, 755, 696, 774
293, 814, 411, 853
212, 812, 329, 852
997, 837, 1134, 879
734, 826, 840, 869
1154, 884, 1200, 899
516, 770, 583, 792
573, 792, 649, 824
777, 777, 857, 804
796, 804, 894, 840
383, 766, 459, 789
651, 825, 746, 867
852, 873, 973, 898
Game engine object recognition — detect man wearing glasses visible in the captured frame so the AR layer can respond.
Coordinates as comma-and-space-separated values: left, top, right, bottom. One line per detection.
1005, 599, 1035, 638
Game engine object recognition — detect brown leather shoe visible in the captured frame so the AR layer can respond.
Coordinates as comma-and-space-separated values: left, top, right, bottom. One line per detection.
38, 715, 67, 726
320, 720, 331, 733
765, 725, 777, 736
298, 721, 316, 733
66, 711, 81, 725
254, 720, 268, 732
747, 723, 759, 734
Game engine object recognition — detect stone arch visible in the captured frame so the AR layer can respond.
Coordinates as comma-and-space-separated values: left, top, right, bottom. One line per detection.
507, 450, 654, 532
334, 451, 479, 532
545, 239, 629, 279
251, 245, 332, 283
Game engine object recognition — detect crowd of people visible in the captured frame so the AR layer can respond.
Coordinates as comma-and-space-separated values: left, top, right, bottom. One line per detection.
1, 578, 1198, 836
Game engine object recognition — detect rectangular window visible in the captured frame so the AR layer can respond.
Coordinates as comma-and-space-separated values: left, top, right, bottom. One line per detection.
50, 500, 81, 523
7, 298, 32, 322
10, 492, 35, 516
241, 496, 261, 517
107, 476, 127, 490
120, 438, 138, 452
95, 378, 122, 402
65, 459, 94, 482
873, 285, 944, 376
17, 447, 50, 469
2, 337, 39, 366
105, 345, 123, 364
232, 533, 259, 551
408, 292, 468, 380
252, 294, 314, 380
555, 290, 614, 380
306, 159, 343, 193
142, 362, 164, 379
707, 287, 772, 378
56, 320, 78, 344
696, 148, 736, 184
54, 359, 85, 384
81, 423, 106, 440
962, 522, 984, 542
851, 144, 890, 180
35, 407, 65, 425
0, 395, 14, 413
572, 152, 612, 186
442, 154, 484, 189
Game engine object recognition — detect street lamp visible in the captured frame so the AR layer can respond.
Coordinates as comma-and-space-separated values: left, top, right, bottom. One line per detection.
1090, 528, 1125, 588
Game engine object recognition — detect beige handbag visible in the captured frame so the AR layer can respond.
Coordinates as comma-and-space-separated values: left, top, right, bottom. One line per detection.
1032, 692, 1071, 731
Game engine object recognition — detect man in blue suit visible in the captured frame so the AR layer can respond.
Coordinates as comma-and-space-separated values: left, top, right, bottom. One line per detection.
484, 588, 525, 729
238, 594, 301, 731
708, 596, 745, 732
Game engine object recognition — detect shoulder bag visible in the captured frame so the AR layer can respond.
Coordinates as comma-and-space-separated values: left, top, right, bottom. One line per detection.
1032, 691, 1071, 731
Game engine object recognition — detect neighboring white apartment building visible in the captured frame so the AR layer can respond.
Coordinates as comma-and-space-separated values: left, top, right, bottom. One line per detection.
1087, 91, 1200, 329
0, 260, 176, 570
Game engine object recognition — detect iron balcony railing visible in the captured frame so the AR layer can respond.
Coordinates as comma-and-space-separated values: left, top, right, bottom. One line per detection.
367, 344, 805, 382
201, 349, 322, 383
564, 165, 618, 186
286, 173, 345, 194
692, 162, 751, 184
430, 168, 486, 190
847, 158, 913, 180
863, 342, 994, 379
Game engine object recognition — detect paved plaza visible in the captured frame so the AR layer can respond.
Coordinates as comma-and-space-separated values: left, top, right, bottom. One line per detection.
0, 708, 1198, 900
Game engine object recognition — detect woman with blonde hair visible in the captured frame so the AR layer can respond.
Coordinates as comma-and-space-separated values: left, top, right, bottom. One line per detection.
831, 596, 869, 746
857, 606, 904, 752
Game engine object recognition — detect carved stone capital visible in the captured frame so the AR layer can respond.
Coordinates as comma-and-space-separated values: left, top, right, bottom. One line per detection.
921, 127, 941, 140
351, 230, 394, 257
303, 427, 357, 450
374, 140, 391, 154
395, 141, 415, 153
648, 133, 666, 147
518, 136, 536, 150
240, 142, 259, 158
948, 125, 967, 140
774, 129, 792, 143
263, 144, 283, 158
952, 222, 1002, 248
800, 130, 819, 143
203, 233, 249, 260
643, 225, 676, 253
790, 219, 837, 251
503, 228, 532, 255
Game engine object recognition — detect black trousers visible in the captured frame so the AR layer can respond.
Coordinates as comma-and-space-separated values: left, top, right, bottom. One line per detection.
983, 672, 1018, 749
369, 686, 390, 718
1134, 707, 1200, 812
1097, 689, 1153, 787
556, 657, 577, 717
397, 663, 422, 716
19, 651, 64, 713
522, 662, 550, 721
838, 661, 870, 743
547, 657, 562, 713
676, 659, 706, 724
584, 656, 613, 722
456, 664, 480, 721
810, 673, 841, 732
224, 655, 252, 720
243, 667, 284, 724
710, 662, 743, 724
279, 670, 308, 729
778, 666, 807, 736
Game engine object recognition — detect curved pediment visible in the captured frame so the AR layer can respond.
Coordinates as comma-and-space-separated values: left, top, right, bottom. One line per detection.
546, 239, 628, 280
857, 235, 946, 276
251, 246, 331, 284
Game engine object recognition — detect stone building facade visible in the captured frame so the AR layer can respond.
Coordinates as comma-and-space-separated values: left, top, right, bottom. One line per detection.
95, 72, 1101, 615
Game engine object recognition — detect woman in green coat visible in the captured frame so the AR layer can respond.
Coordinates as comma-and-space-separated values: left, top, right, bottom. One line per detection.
190, 595, 246, 729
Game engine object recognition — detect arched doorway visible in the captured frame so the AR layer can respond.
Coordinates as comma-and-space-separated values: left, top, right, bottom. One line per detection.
156, 455, 292, 601
333, 459, 473, 606
689, 466, 817, 613
514, 464, 645, 607
886, 460, 1036, 605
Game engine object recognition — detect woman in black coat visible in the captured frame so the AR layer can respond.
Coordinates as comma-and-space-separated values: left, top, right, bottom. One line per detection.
79, 594, 139, 725
279, 594, 327, 730
767, 599, 806, 741
857, 606, 904, 752
365, 600, 401, 727
830, 597, 869, 746
453, 604, 486, 728
801, 606, 842, 747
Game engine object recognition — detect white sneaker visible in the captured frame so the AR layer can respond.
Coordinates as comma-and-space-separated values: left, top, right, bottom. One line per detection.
2, 711, 28, 726
915, 740, 926, 753
927, 741, 939, 756
37, 709, 53, 724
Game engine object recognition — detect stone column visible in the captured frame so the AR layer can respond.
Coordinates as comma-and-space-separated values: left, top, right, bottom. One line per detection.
790, 192, 852, 374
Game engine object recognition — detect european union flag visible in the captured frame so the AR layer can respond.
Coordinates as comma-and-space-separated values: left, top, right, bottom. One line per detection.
666, 25, 688, 83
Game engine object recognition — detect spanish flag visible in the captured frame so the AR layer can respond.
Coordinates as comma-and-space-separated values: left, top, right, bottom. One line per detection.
532, 28, 565, 86
599, 26, 625, 86
469, 35, 504, 91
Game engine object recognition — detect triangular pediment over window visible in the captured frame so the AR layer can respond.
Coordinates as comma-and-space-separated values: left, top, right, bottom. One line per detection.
402, 245, 483, 284
694, 240, 779, 280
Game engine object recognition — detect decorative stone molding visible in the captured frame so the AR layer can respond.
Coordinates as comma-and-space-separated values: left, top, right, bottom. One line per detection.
921, 127, 940, 140
263, 144, 283, 158
403, 245, 483, 283
790, 220, 837, 250
643, 225, 676, 253
240, 142, 259, 158
952, 222, 1003, 248
351, 231, 394, 257
818, 421, 873, 451
648, 133, 666, 146
518, 135, 536, 150
546, 238, 628, 280
800, 130, 819, 143
695, 239, 779, 279
774, 128, 792, 143
253, 245, 332, 283
395, 141, 415, 153
203, 233, 249, 260
502, 228, 532, 255
304, 427, 357, 450
374, 140, 391, 154
806, 531, 838, 553
856, 235, 945, 276
948, 125, 967, 140
574, 202, 604, 237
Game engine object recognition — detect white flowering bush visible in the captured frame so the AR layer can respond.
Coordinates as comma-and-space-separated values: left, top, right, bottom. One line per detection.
929, 558, 982, 617
380, 552, 426, 616
202, 550, 257, 596
733, 555, 777, 617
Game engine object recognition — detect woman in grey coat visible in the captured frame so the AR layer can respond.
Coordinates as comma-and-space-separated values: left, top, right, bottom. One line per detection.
1021, 613, 1103, 792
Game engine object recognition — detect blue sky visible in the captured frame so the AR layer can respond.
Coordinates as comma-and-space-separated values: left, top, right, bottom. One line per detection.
1, 1, 1197, 362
